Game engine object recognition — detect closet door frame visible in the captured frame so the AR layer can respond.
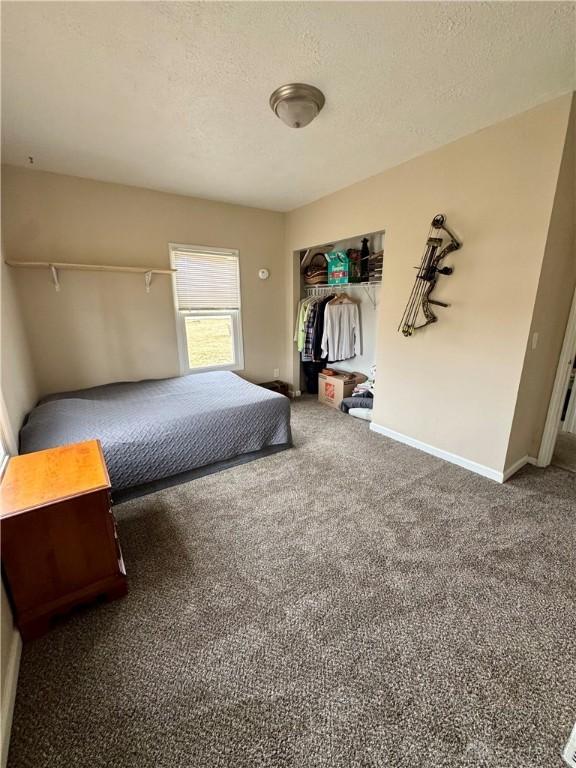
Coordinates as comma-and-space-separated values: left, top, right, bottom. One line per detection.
562, 374, 576, 433
537, 284, 576, 464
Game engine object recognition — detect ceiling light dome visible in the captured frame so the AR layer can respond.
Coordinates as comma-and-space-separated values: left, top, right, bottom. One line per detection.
269, 83, 325, 129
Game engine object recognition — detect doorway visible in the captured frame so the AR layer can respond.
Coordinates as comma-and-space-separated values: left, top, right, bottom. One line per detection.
539, 285, 576, 473
552, 357, 576, 472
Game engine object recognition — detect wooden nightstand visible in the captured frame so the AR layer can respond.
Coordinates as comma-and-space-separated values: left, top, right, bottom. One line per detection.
0, 440, 127, 641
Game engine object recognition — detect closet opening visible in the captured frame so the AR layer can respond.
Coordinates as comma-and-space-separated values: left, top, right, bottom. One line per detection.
292, 230, 384, 421
538, 283, 576, 472
553, 356, 576, 472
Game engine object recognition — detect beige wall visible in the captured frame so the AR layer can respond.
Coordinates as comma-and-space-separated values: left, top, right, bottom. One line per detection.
1, 167, 286, 397
506, 98, 576, 465
0, 250, 38, 446
285, 94, 573, 474
0, 252, 33, 765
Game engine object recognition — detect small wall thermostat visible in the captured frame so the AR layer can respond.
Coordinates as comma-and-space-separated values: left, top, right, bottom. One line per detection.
258, 269, 270, 280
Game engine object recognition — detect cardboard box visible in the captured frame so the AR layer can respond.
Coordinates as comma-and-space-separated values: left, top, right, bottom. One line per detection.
318, 371, 367, 409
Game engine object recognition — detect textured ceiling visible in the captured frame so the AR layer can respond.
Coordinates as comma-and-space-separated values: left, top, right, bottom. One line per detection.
2, 2, 575, 211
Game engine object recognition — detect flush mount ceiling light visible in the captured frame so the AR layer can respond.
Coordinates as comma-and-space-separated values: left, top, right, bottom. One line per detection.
269, 83, 325, 129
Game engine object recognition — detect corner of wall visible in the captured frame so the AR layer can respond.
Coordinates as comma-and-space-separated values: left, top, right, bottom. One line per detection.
0, 242, 35, 764
0, 247, 39, 448
504, 92, 576, 469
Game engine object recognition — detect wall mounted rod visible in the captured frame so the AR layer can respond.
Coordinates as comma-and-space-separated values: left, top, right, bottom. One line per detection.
5, 260, 175, 274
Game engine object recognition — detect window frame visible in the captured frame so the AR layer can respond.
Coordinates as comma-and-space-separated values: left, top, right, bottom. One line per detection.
169, 243, 245, 375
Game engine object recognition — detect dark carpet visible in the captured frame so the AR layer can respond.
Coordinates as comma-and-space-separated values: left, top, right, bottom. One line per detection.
8, 399, 576, 767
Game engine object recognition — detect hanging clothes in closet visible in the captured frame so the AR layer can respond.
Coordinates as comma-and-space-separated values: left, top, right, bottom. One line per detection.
294, 294, 330, 393
321, 294, 361, 362
295, 294, 330, 362
295, 292, 360, 363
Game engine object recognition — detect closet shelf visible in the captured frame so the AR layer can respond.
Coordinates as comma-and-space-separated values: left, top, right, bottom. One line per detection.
304, 281, 382, 289
5, 260, 176, 294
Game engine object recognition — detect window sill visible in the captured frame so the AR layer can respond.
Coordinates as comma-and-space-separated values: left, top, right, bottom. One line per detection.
182, 363, 244, 376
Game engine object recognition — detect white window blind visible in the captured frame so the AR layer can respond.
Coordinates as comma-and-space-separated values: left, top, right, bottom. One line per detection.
173, 247, 241, 311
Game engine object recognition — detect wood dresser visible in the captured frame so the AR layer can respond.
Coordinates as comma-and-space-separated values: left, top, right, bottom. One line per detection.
0, 440, 127, 640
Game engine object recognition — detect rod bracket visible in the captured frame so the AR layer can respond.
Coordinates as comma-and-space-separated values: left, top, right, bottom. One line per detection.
361, 284, 378, 309
49, 264, 60, 292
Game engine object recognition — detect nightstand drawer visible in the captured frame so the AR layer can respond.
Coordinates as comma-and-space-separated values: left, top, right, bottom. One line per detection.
0, 440, 127, 640
2, 489, 118, 612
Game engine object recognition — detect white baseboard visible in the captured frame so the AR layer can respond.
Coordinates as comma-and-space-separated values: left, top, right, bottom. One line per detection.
502, 455, 529, 481
1, 628, 21, 768
370, 422, 540, 483
502, 455, 539, 481
370, 422, 506, 482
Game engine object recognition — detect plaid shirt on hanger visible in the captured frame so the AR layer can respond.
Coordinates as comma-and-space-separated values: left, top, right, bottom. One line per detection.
302, 299, 320, 360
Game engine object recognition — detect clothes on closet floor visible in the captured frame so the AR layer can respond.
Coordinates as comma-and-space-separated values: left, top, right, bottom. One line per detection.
294, 293, 360, 364
340, 392, 373, 412
353, 364, 375, 396
340, 365, 376, 419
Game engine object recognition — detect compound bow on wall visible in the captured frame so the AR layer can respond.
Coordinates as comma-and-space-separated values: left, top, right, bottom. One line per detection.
398, 214, 462, 337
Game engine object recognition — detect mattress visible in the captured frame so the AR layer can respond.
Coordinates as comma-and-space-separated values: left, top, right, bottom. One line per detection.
20, 372, 291, 490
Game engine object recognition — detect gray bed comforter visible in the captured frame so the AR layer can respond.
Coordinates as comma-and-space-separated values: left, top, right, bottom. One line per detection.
20, 372, 291, 490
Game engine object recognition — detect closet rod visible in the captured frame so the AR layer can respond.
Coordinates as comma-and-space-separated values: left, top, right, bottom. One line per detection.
304, 281, 381, 309
5, 260, 176, 294
5, 260, 175, 275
